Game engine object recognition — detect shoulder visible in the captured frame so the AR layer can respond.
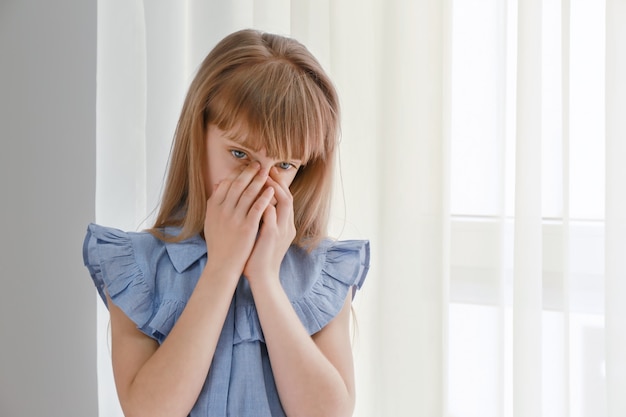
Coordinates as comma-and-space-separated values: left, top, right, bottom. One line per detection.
281, 238, 370, 295
83, 223, 207, 342
83, 224, 166, 293
83, 223, 164, 267
280, 238, 370, 334
84, 223, 207, 273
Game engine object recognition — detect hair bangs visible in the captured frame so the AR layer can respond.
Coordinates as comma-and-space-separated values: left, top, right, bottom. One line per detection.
206, 59, 335, 165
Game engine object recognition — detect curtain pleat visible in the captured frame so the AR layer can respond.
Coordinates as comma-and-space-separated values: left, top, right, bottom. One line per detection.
291, 0, 331, 68
325, 3, 382, 416
253, 0, 290, 34
513, 0, 543, 416
495, 2, 509, 415
378, 0, 449, 415
605, 0, 626, 415
560, 0, 571, 416
560, 0, 571, 415
143, 2, 190, 220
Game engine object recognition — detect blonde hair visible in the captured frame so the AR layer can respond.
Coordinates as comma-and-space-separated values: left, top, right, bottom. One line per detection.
150, 29, 340, 249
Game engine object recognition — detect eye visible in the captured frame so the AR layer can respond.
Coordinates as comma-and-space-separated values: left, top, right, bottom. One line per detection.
276, 162, 295, 171
230, 149, 248, 160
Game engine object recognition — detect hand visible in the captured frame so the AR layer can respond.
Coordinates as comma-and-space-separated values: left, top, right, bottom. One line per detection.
244, 167, 296, 282
204, 162, 275, 277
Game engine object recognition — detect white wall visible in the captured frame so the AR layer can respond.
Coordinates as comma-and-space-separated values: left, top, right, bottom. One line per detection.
0, 1, 98, 416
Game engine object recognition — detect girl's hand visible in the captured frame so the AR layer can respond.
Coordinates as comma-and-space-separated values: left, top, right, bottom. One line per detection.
244, 167, 296, 281
204, 162, 275, 276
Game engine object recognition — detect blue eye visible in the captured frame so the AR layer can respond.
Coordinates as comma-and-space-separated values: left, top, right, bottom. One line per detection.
277, 162, 293, 170
231, 150, 247, 159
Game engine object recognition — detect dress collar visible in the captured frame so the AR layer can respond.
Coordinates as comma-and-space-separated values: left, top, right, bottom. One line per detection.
162, 227, 207, 273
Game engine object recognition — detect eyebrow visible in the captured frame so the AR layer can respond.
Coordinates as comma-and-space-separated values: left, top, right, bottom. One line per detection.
223, 137, 303, 165
223, 137, 254, 153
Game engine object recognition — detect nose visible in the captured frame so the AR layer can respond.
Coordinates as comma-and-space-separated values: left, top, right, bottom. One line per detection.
250, 155, 279, 205
251, 152, 275, 172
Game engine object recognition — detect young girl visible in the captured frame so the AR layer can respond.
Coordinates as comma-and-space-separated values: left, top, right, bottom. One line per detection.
83, 29, 370, 417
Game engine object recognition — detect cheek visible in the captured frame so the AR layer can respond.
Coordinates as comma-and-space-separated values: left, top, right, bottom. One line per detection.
285, 168, 302, 187
205, 158, 226, 198
205, 158, 247, 197
285, 175, 297, 188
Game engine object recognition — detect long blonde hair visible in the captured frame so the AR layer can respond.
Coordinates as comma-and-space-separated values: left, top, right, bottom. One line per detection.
150, 29, 340, 249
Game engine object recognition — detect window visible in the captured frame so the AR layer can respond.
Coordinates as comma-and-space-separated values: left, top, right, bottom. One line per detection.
448, 0, 606, 415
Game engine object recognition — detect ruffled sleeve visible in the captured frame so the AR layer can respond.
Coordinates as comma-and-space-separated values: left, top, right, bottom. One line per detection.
83, 224, 161, 340
233, 239, 370, 344
292, 239, 370, 335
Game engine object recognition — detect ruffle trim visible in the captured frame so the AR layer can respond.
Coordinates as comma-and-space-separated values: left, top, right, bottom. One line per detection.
147, 299, 186, 342
84, 224, 370, 345
83, 224, 185, 343
233, 239, 370, 344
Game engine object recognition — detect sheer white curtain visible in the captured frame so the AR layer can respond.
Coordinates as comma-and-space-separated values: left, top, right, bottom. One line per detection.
605, 0, 626, 414
96, 1, 625, 416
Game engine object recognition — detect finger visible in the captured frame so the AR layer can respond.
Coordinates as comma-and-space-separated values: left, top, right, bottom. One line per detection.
247, 185, 275, 222
209, 179, 231, 205
261, 203, 277, 228
265, 174, 292, 207
222, 162, 262, 209
236, 166, 271, 212
265, 175, 294, 224
268, 167, 291, 194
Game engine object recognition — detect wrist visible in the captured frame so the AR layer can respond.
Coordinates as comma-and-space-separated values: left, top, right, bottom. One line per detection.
201, 260, 243, 284
246, 272, 282, 294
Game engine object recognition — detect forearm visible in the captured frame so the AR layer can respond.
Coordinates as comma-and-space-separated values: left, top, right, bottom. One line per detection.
249, 279, 355, 417
114, 264, 239, 417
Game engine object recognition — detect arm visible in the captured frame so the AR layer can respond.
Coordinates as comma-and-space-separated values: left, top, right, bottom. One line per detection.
107, 265, 239, 417
249, 281, 356, 417
108, 162, 274, 417
245, 171, 356, 417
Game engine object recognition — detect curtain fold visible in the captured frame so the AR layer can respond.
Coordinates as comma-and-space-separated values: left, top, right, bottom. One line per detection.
513, 1, 543, 416
559, 0, 571, 415
325, 3, 382, 415
378, 0, 449, 415
605, 0, 626, 415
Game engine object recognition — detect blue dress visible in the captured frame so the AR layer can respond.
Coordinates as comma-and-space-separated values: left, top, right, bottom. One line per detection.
83, 223, 370, 417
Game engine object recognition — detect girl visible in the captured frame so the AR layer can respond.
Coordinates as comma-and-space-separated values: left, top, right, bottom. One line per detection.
83, 29, 370, 417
